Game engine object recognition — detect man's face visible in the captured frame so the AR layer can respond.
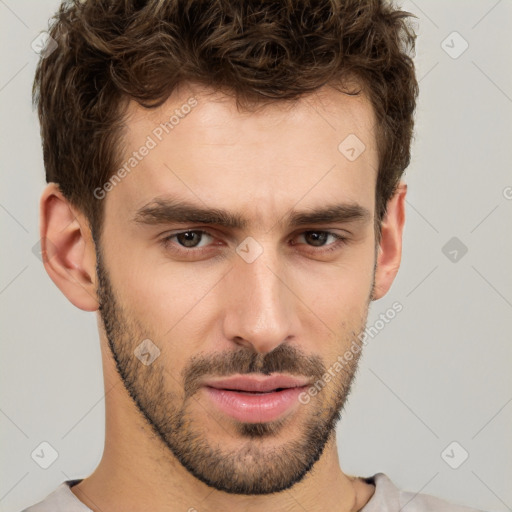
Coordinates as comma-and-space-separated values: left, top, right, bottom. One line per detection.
96, 84, 379, 494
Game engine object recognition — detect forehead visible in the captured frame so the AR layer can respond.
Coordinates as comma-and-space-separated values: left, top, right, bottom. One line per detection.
106, 83, 379, 228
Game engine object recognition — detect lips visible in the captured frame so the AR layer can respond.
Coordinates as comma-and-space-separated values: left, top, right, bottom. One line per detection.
204, 374, 311, 393
202, 374, 312, 423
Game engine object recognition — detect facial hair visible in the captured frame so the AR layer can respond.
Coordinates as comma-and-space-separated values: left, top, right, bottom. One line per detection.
95, 246, 374, 495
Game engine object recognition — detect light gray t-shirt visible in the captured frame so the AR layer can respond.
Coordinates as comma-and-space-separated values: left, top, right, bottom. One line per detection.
22, 473, 485, 512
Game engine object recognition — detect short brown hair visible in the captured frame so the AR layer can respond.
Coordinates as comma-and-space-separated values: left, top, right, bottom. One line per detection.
33, 0, 418, 240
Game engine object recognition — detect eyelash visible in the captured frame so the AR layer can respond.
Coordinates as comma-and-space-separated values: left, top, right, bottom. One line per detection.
159, 229, 348, 257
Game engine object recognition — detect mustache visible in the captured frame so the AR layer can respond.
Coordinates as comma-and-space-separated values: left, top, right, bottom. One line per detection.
182, 344, 326, 399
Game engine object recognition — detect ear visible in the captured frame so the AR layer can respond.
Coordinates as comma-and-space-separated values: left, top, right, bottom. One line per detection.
372, 181, 407, 300
39, 183, 99, 311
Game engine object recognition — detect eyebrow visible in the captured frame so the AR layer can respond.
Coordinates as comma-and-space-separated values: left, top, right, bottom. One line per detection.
132, 197, 372, 230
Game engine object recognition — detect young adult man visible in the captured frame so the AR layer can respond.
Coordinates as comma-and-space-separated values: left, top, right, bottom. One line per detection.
25, 1, 483, 510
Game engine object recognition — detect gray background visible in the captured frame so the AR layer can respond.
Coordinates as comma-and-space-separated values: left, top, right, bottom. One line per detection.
1, 1, 511, 511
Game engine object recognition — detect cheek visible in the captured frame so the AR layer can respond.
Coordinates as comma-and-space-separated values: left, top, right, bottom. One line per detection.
293, 242, 375, 320
108, 260, 224, 378
107, 243, 214, 328
297, 250, 374, 363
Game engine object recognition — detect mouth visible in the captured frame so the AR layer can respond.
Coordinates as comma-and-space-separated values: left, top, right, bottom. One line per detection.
205, 374, 311, 392
217, 388, 289, 394
202, 374, 311, 423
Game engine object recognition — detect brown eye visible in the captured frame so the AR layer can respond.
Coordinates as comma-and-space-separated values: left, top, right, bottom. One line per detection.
176, 231, 204, 248
298, 231, 342, 247
161, 230, 214, 250
291, 231, 348, 255
303, 231, 330, 246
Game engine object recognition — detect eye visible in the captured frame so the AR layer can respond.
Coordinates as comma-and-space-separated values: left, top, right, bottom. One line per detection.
161, 230, 214, 249
296, 231, 338, 247
293, 231, 346, 250
159, 229, 347, 259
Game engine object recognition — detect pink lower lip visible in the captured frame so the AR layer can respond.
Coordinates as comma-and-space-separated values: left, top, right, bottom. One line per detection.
204, 386, 308, 423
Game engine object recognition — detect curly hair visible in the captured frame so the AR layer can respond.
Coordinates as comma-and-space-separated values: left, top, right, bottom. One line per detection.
33, 0, 418, 240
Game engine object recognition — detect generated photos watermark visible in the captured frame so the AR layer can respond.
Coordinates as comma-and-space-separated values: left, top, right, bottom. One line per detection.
93, 97, 198, 200
298, 301, 403, 404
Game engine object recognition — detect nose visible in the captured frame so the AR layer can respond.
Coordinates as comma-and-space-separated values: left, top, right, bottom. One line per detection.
221, 252, 298, 354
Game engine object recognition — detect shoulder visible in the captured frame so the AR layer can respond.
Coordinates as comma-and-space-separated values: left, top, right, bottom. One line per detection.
21, 481, 90, 512
361, 473, 486, 512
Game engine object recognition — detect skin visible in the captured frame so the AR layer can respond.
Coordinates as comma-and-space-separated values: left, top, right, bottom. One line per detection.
39, 83, 406, 512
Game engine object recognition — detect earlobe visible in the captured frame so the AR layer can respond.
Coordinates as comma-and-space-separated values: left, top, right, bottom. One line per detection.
372, 181, 407, 301
39, 183, 99, 312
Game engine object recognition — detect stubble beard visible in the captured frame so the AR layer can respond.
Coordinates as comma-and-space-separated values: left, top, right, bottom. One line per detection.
95, 248, 372, 495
